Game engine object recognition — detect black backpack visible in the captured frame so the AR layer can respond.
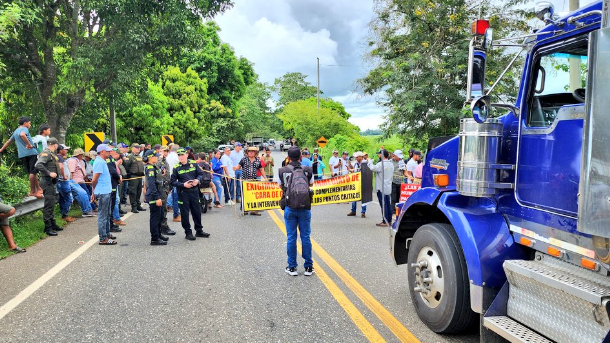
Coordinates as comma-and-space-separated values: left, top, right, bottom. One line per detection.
285, 165, 311, 209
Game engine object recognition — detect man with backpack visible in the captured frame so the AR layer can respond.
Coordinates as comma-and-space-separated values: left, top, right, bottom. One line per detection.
278, 146, 315, 276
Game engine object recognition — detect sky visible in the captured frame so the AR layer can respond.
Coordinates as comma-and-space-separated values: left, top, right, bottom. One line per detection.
214, 0, 599, 132
214, 0, 383, 131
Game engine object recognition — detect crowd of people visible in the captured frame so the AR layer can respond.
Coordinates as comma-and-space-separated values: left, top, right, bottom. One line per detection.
0, 116, 423, 275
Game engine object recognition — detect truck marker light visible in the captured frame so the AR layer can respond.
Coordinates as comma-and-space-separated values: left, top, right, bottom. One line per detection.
547, 246, 563, 258
581, 258, 599, 271
510, 225, 596, 259
519, 237, 534, 247
433, 174, 449, 187
472, 19, 490, 36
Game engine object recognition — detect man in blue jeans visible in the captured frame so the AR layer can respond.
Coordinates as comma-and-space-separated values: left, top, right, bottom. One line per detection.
91, 144, 116, 245
278, 146, 315, 276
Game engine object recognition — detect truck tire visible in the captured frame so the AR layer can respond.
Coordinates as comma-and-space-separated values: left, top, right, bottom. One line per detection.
407, 223, 476, 334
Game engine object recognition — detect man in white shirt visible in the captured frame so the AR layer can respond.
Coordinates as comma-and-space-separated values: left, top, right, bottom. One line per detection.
340, 152, 350, 175
405, 151, 421, 184
328, 150, 341, 177
221, 147, 235, 205
230, 143, 245, 203
165, 144, 181, 221
367, 149, 394, 227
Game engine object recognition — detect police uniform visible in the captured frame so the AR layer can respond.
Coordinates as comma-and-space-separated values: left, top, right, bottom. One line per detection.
155, 152, 175, 235
144, 152, 165, 244
170, 150, 209, 239
124, 145, 145, 212
35, 140, 62, 235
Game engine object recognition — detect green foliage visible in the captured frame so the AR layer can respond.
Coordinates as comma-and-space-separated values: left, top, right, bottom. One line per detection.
181, 22, 255, 112
278, 99, 359, 147
273, 72, 319, 108
0, 163, 29, 205
360, 0, 531, 139
236, 82, 280, 139
0, 0, 233, 142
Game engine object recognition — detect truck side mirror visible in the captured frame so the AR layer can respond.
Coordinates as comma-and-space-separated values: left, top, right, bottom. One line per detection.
466, 40, 486, 101
471, 95, 491, 123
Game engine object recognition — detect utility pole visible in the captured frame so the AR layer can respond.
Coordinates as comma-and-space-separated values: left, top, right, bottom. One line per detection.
109, 96, 117, 143
317, 57, 320, 114
569, 0, 581, 91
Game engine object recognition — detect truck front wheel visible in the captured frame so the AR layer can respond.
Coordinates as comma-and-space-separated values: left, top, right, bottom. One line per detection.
407, 223, 476, 333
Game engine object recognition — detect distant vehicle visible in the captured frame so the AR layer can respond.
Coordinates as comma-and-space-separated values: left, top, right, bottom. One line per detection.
269, 139, 275, 148
217, 144, 234, 151
280, 139, 292, 152
251, 136, 264, 151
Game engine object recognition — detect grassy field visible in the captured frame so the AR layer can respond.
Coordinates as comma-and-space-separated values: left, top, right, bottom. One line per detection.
0, 206, 84, 259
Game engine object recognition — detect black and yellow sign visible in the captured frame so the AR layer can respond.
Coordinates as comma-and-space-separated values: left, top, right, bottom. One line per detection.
241, 172, 362, 211
162, 135, 174, 146
84, 132, 105, 153
317, 136, 328, 148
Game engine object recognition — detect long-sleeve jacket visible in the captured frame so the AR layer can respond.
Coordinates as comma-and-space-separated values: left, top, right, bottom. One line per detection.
170, 160, 203, 191
106, 156, 121, 191
367, 159, 394, 195
211, 157, 223, 176
35, 149, 60, 177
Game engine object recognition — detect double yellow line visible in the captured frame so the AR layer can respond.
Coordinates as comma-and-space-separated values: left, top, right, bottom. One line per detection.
267, 209, 420, 343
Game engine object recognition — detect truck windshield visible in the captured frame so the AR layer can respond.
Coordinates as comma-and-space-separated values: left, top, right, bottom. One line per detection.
528, 41, 588, 127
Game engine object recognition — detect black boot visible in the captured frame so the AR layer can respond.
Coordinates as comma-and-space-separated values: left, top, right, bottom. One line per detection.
159, 234, 169, 242
161, 225, 176, 235
151, 239, 167, 245
44, 221, 57, 236
131, 207, 139, 213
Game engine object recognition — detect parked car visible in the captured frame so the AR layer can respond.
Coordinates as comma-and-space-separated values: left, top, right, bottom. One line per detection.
217, 144, 234, 151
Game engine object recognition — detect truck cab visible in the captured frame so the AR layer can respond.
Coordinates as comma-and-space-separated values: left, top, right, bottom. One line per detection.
391, 2, 610, 342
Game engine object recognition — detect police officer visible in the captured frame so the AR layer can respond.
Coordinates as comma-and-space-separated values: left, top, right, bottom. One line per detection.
124, 143, 146, 213
170, 148, 210, 240
144, 150, 168, 245
156, 145, 175, 235
35, 137, 63, 236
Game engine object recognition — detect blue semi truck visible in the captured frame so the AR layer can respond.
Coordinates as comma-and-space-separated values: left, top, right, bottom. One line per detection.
392, 1, 610, 342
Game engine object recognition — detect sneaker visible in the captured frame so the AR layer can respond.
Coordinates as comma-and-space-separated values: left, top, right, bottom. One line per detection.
304, 266, 315, 276
62, 216, 76, 222
285, 266, 298, 276
82, 212, 95, 217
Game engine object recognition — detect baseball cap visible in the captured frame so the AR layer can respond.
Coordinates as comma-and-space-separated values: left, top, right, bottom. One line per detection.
111, 147, 120, 152
72, 148, 85, 156
393, 150, 404, 159
47, 137, 59, 145
408, 148, 415, 153
131, 143, 140, 148
185, 146, 192, 150
160, 145, 169, 151
353, 151, 363, 158
235, 142, 242, 147
119, 143, 128, 148
108, 141, 116, 147
102, 139, 111, 144
154, 144, 161, 150
413, 150, 422, 156
177, 148, 187, 155
58, 144, 70, 151
288, 146, 301, 159
342, 151, 349, 155
96, 144, 112, 152
302, 150, 310, 155
143, 149, 159, 158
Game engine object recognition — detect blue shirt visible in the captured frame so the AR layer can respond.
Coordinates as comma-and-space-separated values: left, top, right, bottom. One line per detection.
300, 158, 312, 167
11, 127, 37, 158
92, 156, 112, 195
211, 157, 223, 175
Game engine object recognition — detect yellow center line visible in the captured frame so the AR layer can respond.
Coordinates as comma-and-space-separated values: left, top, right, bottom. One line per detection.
267, 210, 386, 343
274, 209, 420, 343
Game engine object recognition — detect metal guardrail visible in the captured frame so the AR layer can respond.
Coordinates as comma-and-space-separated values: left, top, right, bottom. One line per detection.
8, 196, 44, 219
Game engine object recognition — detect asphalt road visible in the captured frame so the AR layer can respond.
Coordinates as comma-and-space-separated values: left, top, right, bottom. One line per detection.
0, 150, 479, 343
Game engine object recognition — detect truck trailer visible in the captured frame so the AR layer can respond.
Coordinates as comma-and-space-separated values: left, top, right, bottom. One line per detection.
391, 1, 610, 342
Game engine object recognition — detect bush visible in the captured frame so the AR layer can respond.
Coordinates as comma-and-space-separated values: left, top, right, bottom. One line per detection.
0, 162, 30, 205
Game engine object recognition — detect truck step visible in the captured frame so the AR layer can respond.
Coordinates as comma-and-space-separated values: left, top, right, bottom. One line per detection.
504, 257, 610, 343
483, 316, 552, 343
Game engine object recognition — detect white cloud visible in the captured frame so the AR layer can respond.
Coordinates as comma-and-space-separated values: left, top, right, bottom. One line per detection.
215, 0, 385, 130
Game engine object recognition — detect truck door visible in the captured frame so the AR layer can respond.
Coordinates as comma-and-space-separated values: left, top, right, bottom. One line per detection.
515, 38, 588, 217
